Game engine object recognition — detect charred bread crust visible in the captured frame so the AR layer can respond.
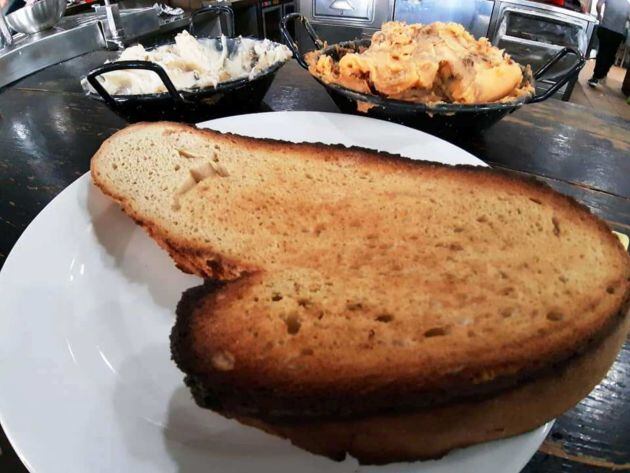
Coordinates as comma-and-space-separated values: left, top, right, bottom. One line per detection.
171, 277, 629, 421
229, 309, 630, 464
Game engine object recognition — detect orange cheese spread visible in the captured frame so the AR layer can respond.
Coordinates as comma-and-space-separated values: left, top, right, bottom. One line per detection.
306, 22, 534, 104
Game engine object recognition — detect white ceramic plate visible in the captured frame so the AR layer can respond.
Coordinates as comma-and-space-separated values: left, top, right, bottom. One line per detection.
0, 112, 552, 473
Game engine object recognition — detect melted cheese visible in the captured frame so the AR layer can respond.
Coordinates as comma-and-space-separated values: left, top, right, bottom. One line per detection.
307, 22, 534, 104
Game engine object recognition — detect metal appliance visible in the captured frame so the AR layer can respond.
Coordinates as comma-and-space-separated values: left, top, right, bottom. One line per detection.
0, 6, 190, 89
489, 0, 597, 100
296, 0, 493, 47
5, 0, 67, 34
394, 0, 494, 39
296, 0, 394, 46
260, 0, 295, 42
95, 0, 126, 49
0, 11, 13, 48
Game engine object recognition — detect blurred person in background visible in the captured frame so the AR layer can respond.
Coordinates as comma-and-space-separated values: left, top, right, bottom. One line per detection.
588, 0, 630, 87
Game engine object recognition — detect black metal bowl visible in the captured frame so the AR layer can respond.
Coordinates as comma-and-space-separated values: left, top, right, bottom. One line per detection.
280, 13, 585, 134
84, 6, 290, 123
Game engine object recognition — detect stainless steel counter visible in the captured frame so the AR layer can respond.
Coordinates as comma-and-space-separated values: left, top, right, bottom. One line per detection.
0, 7, 190, 89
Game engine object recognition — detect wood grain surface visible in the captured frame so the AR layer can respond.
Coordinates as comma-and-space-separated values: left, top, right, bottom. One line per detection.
0, 56, 628, 473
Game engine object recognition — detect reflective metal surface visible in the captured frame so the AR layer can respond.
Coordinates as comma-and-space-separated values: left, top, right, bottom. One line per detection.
0, 8, 189, 89
6, 0, 67, 34
300, 0, 393, 29
394, 0, 495, 39
489, 0, 597, 100
0, 21, 104, 89
0, 11, 13, 48
314, 0, 373, 22
498, 0, 597, 23
96, 0, 125, 49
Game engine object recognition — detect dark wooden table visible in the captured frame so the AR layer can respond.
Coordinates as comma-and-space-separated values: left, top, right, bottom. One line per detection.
0, 55, 629, 473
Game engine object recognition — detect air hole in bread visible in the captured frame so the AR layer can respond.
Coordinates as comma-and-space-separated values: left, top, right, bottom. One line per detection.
298, 298, 311, 308
313, 224, 326, 236
606, 286, 615, 294
547, 311, 564, 322
424, 327, 449, 337
346, 302, 363, 311
552, 216, 561, 236
271, 293, 283, 302
212, 162, 230, 177
500, 308, 513, 318
375, 314, 394, 323
190, 162, 215, 183
301, 348, 314, 356
285, 314, 301, 335
112, 163, 118, 170
477, 215, 488, 223
176, 175, 196, 196
174, 164, 180, 171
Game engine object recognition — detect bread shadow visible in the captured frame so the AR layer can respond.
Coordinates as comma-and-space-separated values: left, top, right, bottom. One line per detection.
109, 335, 470, 473
85, 183, 200, 311
110, 343, 344, 472
162, 387, 358, 473
161, 387, 444, 473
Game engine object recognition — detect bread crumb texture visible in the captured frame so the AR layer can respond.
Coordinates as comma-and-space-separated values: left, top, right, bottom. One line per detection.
92, 122, 630, 400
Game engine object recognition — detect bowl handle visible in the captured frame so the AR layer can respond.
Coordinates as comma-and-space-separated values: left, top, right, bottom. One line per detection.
190, 5, 235, 38
85, 60, 184, 108
529, 47, 585, 104
280, 13, 324, 69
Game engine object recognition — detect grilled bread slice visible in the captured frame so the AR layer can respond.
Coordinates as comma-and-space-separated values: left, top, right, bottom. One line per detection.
92, 122, 630, 463
91, 122, 629, 283
172, 273, 628, 463
171, 269, 629, 463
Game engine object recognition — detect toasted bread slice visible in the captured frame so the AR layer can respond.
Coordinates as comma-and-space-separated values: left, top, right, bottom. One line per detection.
91, 122, 628, 284
171, 269, 629, 463
92, 122, 630, 463
230, 308, 629, 464
171, 266, 629, 416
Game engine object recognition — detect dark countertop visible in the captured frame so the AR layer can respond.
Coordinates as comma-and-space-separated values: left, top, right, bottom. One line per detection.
0, 54, 629, 473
